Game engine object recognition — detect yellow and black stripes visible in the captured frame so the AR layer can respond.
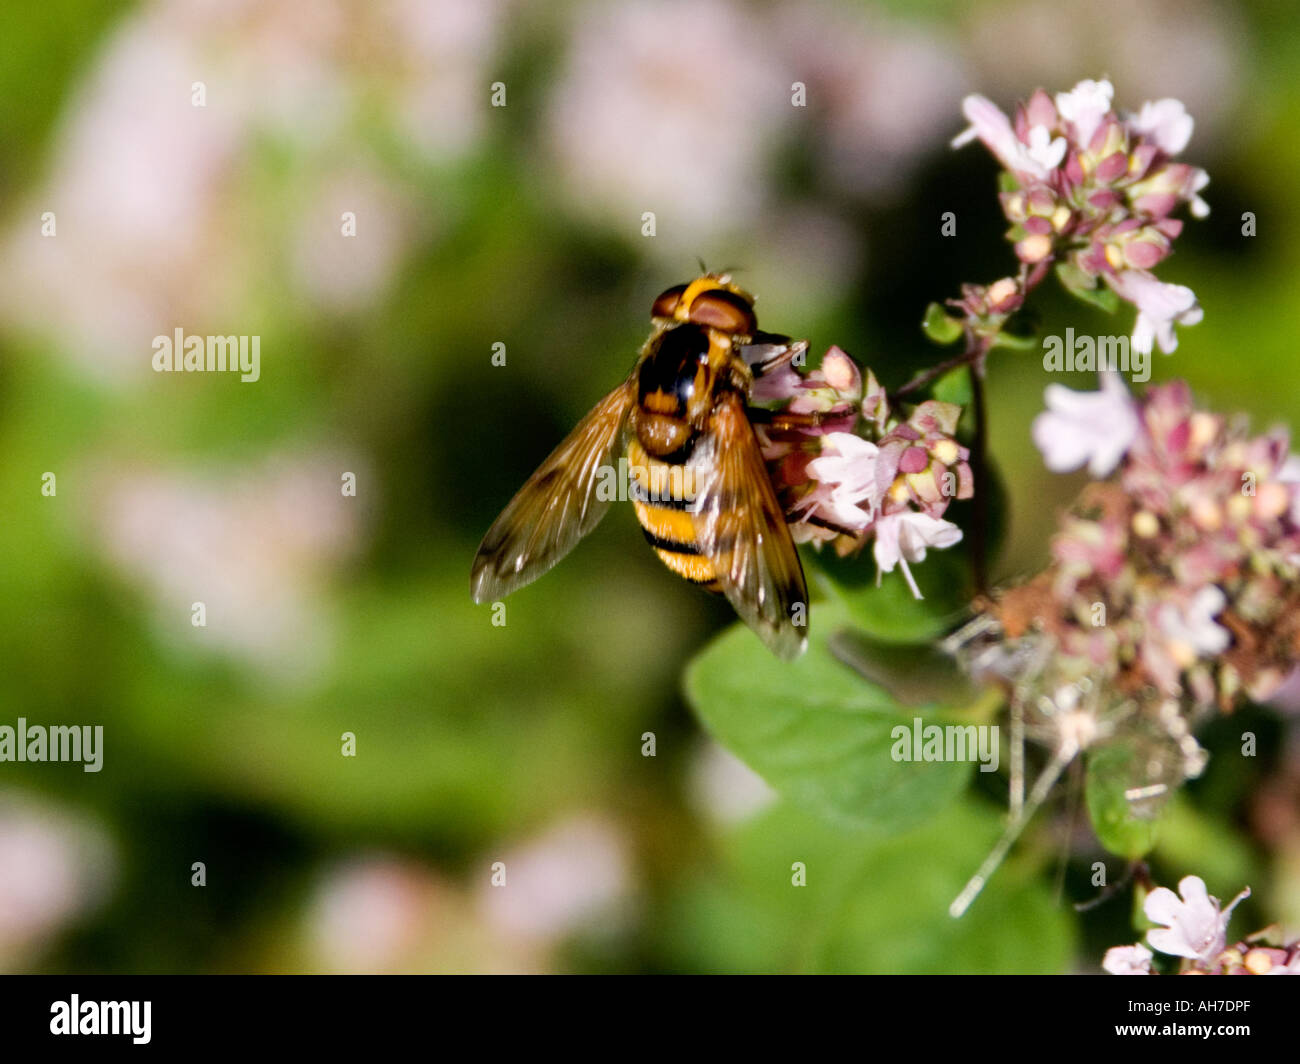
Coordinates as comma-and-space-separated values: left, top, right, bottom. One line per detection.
627, 437, 720, 592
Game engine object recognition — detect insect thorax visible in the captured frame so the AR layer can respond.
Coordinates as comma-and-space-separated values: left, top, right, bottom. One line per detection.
634, 322, 741, 459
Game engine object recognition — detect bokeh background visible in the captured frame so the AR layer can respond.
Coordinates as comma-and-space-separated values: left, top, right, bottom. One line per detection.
2, 0, 1298, 973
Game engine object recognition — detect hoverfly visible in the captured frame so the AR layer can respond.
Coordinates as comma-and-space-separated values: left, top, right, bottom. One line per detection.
470, 275, 809, 659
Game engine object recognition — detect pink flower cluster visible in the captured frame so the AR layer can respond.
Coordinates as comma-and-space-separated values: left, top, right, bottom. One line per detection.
1020, 376, 1300, 713
950, 377, 1300, 814
756, 347, 973, 597
953, 79, 1208, 355
1104, 875, 1299, 975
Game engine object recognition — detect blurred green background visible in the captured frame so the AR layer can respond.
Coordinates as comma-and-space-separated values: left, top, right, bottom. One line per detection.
1, 0, 1298, 973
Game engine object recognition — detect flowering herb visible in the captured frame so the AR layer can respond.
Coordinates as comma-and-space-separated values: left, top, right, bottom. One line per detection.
948, 78, 1207, 358
687, 79, 1299, 943
1104, 875, 1299, 975
755, 346, 973, 597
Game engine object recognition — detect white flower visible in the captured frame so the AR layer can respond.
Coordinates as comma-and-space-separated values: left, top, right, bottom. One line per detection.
1156, 586, 1232, 661
1055, 78, 1115, 146
1279, 455, 1300, 527
1129, 98, 1195, 155
1145, 875, 1249, 964
1111, 271, 1204, 355
0, 796, 115, 968
92, 451, 362, 675
1031, 371, 1140, 477
1188, 167, 1211, 219
546, 0, 789, 241
1024, 123, 1068, 172
290, 164, 416, 311
477, 815, 632, 943
774, 6, 965, 196
805, 432, 882, 531
0, 0, 506, 383
687, 741, 775, 825
873, 511, 963, 599
307, 855, 447, 974
952, 94, 1064, 179
1103, 943, 1154, 975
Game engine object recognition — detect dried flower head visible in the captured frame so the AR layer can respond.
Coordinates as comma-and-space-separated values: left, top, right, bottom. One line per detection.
956, 378, 1300, 825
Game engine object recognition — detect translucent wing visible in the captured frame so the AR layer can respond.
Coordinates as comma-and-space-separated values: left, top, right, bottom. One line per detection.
470, 377, 635, 603
690, 391, 809, 660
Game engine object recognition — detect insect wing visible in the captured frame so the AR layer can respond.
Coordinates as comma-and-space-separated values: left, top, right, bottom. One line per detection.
689, 391, 809, 660
470, 378, 635, 603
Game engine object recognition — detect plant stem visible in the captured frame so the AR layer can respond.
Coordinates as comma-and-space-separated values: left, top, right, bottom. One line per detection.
890, 348, 981, 402
949, 740, 1076, 918
894, 257, 1055, 404
969, 355, 989, 595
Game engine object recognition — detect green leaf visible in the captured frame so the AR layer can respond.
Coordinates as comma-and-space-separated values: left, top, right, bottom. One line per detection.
684, 602, 972, 832
989, 330, 1040, 351
922, 301, 964, 345
821, 629, 986, 713
1055, 262, 1119, 313
997, 170, 1021, 195
1085, 744, 1164, 858
813, 546, 973, 645
932, 365, 973, 406
662, 800, 1076, 974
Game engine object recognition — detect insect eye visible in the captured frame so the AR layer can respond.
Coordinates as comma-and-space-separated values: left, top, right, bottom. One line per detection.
651, 284, 687, 319
687, 290, 756, 335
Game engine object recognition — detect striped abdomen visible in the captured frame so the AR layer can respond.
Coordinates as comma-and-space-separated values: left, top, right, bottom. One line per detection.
627, 437, 719, 592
